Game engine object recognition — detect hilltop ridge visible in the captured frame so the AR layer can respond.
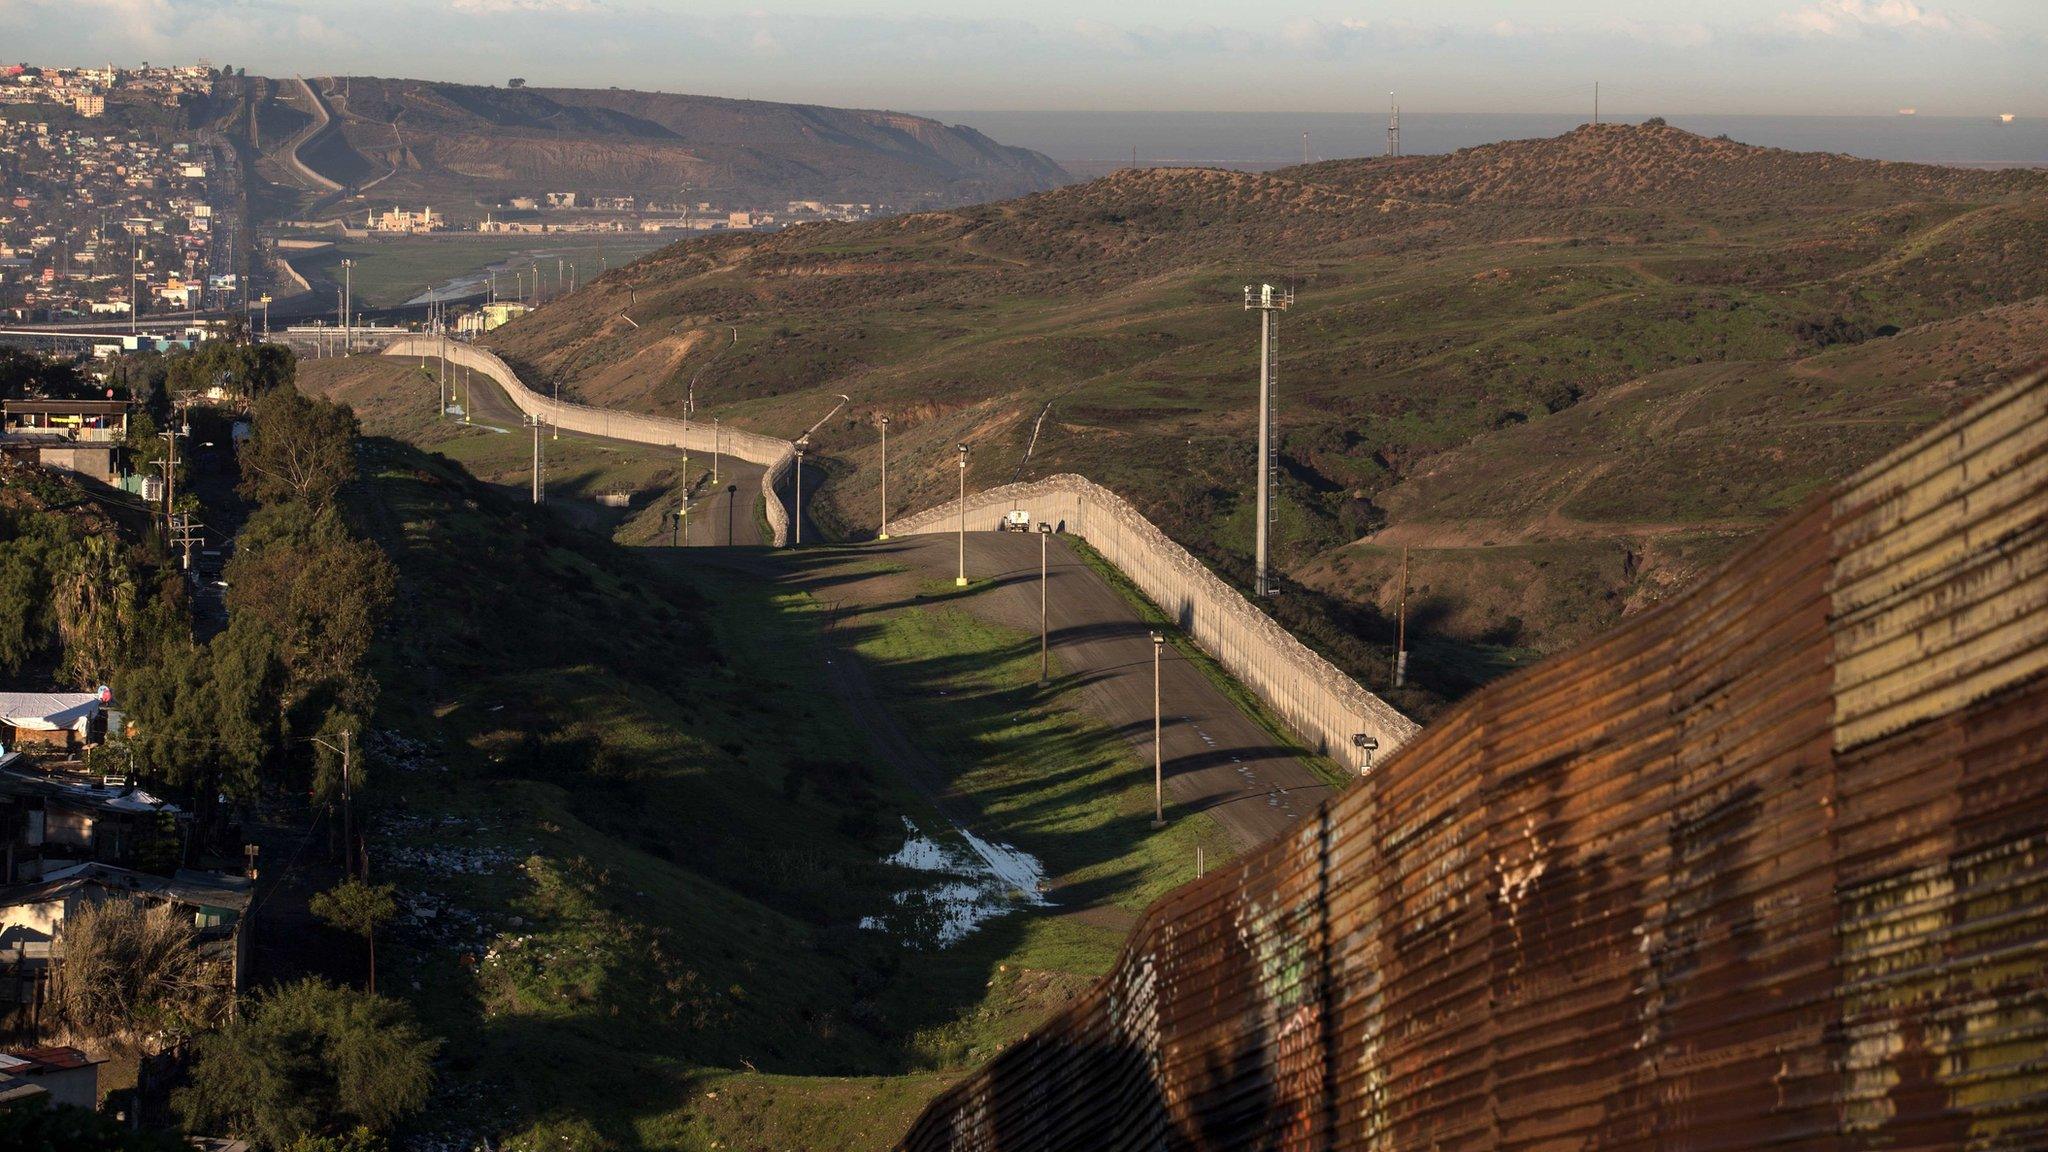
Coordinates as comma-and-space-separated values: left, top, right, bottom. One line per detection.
232, 74, 1070, 214
1291, 120, 2048, 206
483, 122, 2048, 705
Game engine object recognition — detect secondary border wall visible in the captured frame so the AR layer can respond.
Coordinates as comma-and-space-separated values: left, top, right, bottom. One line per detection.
891, 476, 1417, 773
896, 370, 2048, 1150
380, 338, 796, 546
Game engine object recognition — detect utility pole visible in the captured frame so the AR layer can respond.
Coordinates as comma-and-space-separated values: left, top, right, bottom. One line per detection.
462, 366, 471, 424
156, 418, 179, 535
793, 436, 807, 545
1395, 545, 1409, 688
1151, 632, 1166, 827
171, 511, 204, 571
877, 415, 890, 540
527, 414, 544, 504
955, 443, 969, 586
1038, 522, 1052, 684
129, 242, 140, 335
1244, 283, 1292, 598
312, 730, 356, 880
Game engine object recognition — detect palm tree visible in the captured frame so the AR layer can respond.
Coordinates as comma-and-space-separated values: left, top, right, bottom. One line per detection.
54, 535, 138, 689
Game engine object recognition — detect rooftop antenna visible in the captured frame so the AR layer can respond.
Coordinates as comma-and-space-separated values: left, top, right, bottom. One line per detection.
1244, 283, 1293, 599
1387, 92, 1401, 157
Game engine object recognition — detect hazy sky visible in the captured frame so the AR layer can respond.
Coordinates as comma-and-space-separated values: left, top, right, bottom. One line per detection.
5, 0, 2041, 115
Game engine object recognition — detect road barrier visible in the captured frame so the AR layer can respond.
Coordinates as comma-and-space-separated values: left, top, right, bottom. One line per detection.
380, 338, 797, 546
889, 474, 1417, 775
895, 370, 2048, 1150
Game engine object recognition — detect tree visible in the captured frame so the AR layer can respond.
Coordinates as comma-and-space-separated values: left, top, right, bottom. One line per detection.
0, 510, 70, 676
174, 979, 438, 1149
225, 502, 395, 726
309, 879, 398, 994
163, 340, 295, 405
0, 346, 90, 401
238, 387, 359, 507
119, 615, 282, 829
53, 534, 140, 689
54, 898, 229, 1046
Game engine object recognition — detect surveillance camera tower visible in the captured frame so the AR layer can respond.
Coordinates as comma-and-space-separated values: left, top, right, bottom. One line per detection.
1244, 283, 1293, 598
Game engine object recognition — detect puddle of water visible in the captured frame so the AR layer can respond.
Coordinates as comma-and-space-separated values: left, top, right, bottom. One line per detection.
860, 817, 1050, 948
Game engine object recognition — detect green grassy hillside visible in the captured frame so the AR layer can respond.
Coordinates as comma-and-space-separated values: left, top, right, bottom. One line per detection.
331, 356, 1227, 1148
480, 121, 2048, 712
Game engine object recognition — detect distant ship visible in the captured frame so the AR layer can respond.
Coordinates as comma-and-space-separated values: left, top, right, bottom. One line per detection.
1898, 107, 1916, 116
1999, 113, 2016, 124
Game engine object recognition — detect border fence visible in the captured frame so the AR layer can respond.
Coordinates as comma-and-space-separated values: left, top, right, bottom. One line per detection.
895, 369, 2048, 1150
379, 338, 798, 546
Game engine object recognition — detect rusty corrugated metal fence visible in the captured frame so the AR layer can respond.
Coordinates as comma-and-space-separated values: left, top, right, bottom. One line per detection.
897, 369, 2048, 1151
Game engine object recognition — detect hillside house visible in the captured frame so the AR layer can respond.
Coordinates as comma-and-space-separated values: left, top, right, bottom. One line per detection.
0, 862, 252, 994
0, 693, 103, 755
0, 752, 185, 884
0, 1047, 100, 1109
0, 399, 128, 483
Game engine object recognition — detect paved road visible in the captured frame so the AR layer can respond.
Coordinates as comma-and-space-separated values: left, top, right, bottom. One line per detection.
453, 365, 769, 546
787, 533, 1338, 852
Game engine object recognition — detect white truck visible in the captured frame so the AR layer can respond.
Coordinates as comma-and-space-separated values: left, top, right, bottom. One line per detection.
1000, 509, 1032, 532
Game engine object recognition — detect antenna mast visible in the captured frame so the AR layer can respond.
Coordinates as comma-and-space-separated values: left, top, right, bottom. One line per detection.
1387, 92, 1401, 157
1244, 283, 1294, 599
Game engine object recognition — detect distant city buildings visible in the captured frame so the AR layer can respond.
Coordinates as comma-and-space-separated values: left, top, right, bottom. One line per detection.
456, 300, 529, 335
0, 90, 235, 320
368, 205, 441, 234
468, 194, 879, 237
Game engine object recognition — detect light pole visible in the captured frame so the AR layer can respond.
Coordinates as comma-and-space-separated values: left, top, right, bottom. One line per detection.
258, 294, 271, 341
1038, 522, 1053, 685
1244, 283, 1292, 598
552, 379, 560, 440
955, 443, 969, 586
1351, 733, 1379, 778
342, 258, 354, 353
793, 436, 808, 546
711, 417, 720, 486
527, 414, 544, 504
310, 730, 355, 880
1151, 631, 1166, 828
878, 415, 890, 540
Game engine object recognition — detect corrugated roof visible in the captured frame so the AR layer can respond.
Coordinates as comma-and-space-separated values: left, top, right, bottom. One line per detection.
0, 692, 100, 732
0, 862, 250, 913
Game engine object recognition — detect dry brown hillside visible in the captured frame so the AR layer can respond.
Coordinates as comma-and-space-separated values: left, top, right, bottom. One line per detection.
1294, 120, 2048, 207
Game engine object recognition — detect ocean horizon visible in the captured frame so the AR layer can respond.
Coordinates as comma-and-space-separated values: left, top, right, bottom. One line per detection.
917, 111, 2048, 179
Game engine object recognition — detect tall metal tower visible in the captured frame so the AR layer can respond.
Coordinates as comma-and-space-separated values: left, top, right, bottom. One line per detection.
1245, 283, 1293, 598
1388, 92, 1401, 157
